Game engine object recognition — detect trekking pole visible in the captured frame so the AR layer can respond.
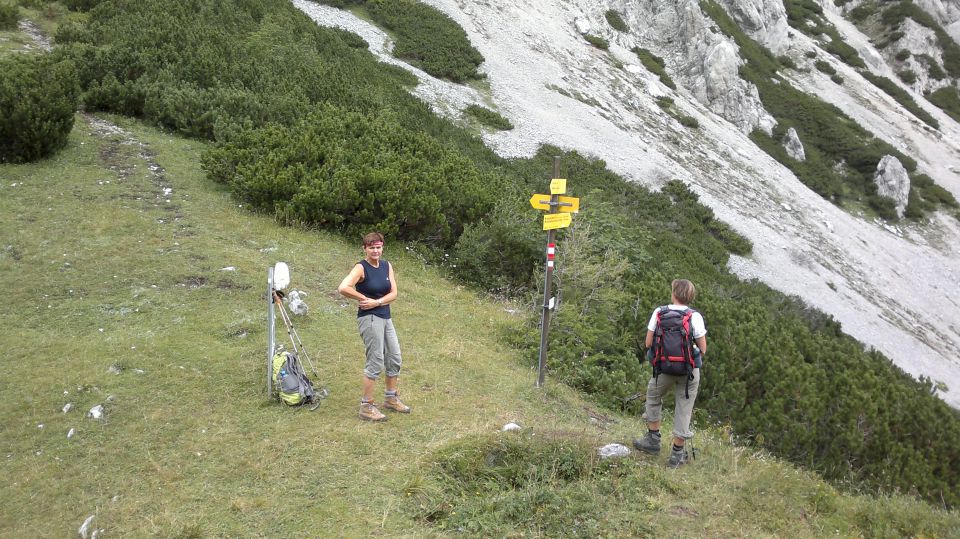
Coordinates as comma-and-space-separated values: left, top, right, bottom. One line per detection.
273, 291, 320, 380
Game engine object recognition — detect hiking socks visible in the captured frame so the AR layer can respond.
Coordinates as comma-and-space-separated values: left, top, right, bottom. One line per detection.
673, 444, 684, 452
385, 390, 397, 399
649, 429, 661, 437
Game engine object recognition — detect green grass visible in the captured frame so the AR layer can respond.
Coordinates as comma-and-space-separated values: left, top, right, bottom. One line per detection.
2, 112, 959, 537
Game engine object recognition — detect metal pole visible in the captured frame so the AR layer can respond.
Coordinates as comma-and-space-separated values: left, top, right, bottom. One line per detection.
267, 266, 275, 397
536, 156, 561, 388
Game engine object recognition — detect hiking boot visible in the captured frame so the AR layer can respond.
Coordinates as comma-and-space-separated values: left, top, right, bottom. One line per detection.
667, 447, 689, 468
383, 395, 411, 413
359, 402, 387, 422
632, 431, 662, 455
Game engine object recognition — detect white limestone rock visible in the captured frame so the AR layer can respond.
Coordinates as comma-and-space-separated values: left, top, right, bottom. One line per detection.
675, 2, 776, 134
874, 155, 911, 217
784, 127, 806, 161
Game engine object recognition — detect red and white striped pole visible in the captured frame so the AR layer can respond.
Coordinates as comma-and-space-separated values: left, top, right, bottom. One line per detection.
536, 157, 561, 388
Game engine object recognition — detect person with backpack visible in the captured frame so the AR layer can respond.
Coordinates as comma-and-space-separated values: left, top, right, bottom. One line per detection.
338, 232, 411, 422
633, 279, 707, 467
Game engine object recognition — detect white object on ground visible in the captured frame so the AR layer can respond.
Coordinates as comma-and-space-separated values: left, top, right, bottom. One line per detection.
62, 403, 73, 413
78, 515, 95, 538
501, 422, 522, 431
288, 289, 308, 315
87, 405, 104, 420
598, 443, 631, 459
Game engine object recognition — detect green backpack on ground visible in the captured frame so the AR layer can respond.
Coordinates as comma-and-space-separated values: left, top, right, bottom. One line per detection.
272, 350, 316, 406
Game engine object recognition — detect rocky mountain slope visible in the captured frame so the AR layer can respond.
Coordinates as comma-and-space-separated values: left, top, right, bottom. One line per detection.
295, 0, 960, 407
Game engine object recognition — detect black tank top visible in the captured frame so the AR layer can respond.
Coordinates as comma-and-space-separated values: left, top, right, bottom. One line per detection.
356, 259, 391, 319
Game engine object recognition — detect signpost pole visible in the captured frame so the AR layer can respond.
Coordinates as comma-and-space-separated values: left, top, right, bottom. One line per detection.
267, 266, 275, 398
536, 156, 561, 388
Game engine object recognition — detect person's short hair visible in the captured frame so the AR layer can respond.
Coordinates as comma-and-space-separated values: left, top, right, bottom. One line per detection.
672, 279, 696, 304
362, 232, 384, 246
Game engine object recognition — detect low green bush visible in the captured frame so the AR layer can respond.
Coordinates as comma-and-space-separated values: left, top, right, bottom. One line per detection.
831, 74, 844, 84
778, 55, 796, 69
848, 3, 877, 22
897, 69, 916, 84
917, 54, 946, 80
363, 0, 485, 82
927, 86, 960, 123
584, 34, 609, 50
202, 104, 499, 244
604, 9, 628, 32
678, 114, 700, 128
0, 53, 79, 163
632, 47, 676, 89
464, 104, 513, 131
0, 2, 17, 29
815, 59, 836, 75
895, 48, 911, 61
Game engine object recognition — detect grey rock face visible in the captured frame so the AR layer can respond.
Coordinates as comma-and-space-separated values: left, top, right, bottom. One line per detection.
915, 0, 960, 43
784, 127, 806, 161
874, 155, 911, 217
673, 1, 776, 134
892, 19, 951, 94
716, 0, 790, 53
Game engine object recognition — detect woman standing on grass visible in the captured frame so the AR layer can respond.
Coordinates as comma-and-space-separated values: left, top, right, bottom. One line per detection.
338, 232, 411, 422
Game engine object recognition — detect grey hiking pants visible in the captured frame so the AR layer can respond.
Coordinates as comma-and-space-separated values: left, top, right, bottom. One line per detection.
642, 368, 700, 440
358, 314, 402, 379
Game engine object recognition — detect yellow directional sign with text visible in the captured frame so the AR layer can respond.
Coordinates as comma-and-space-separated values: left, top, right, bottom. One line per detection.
556, 195, 579, 213
543, 213, 572, 230
529, 194, 580, 213
550, 178, 567, 194
529, 194, 551, 211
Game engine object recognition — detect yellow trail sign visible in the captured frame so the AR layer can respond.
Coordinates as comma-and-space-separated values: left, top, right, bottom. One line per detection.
550, 178, 567, 194
543, 213, 572, 230
529, 194, 552, 211
556, 195, 579, 213
529, 194, 580, 213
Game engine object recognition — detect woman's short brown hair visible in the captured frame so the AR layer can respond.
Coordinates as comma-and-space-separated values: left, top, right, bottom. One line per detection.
671, 279, 696, 304
362, 232, 384, 246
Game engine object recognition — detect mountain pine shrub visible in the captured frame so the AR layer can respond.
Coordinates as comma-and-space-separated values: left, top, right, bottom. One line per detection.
584, 34, 609, 50
928, 86, 960, 122
362, 0, 485, 82
0, 2, 17, 29
815, 59, 836, 75
464, 104, 513, 131
202, 104, 498, 244
0, 53, 79, 163
604, 9, 628, 32
633, 47, 676, 89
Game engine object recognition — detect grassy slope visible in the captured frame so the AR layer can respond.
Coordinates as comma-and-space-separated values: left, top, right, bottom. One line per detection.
1, 112, 958, 537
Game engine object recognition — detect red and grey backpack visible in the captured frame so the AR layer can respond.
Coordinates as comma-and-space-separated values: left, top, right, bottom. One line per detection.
650, 306, 698, 396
